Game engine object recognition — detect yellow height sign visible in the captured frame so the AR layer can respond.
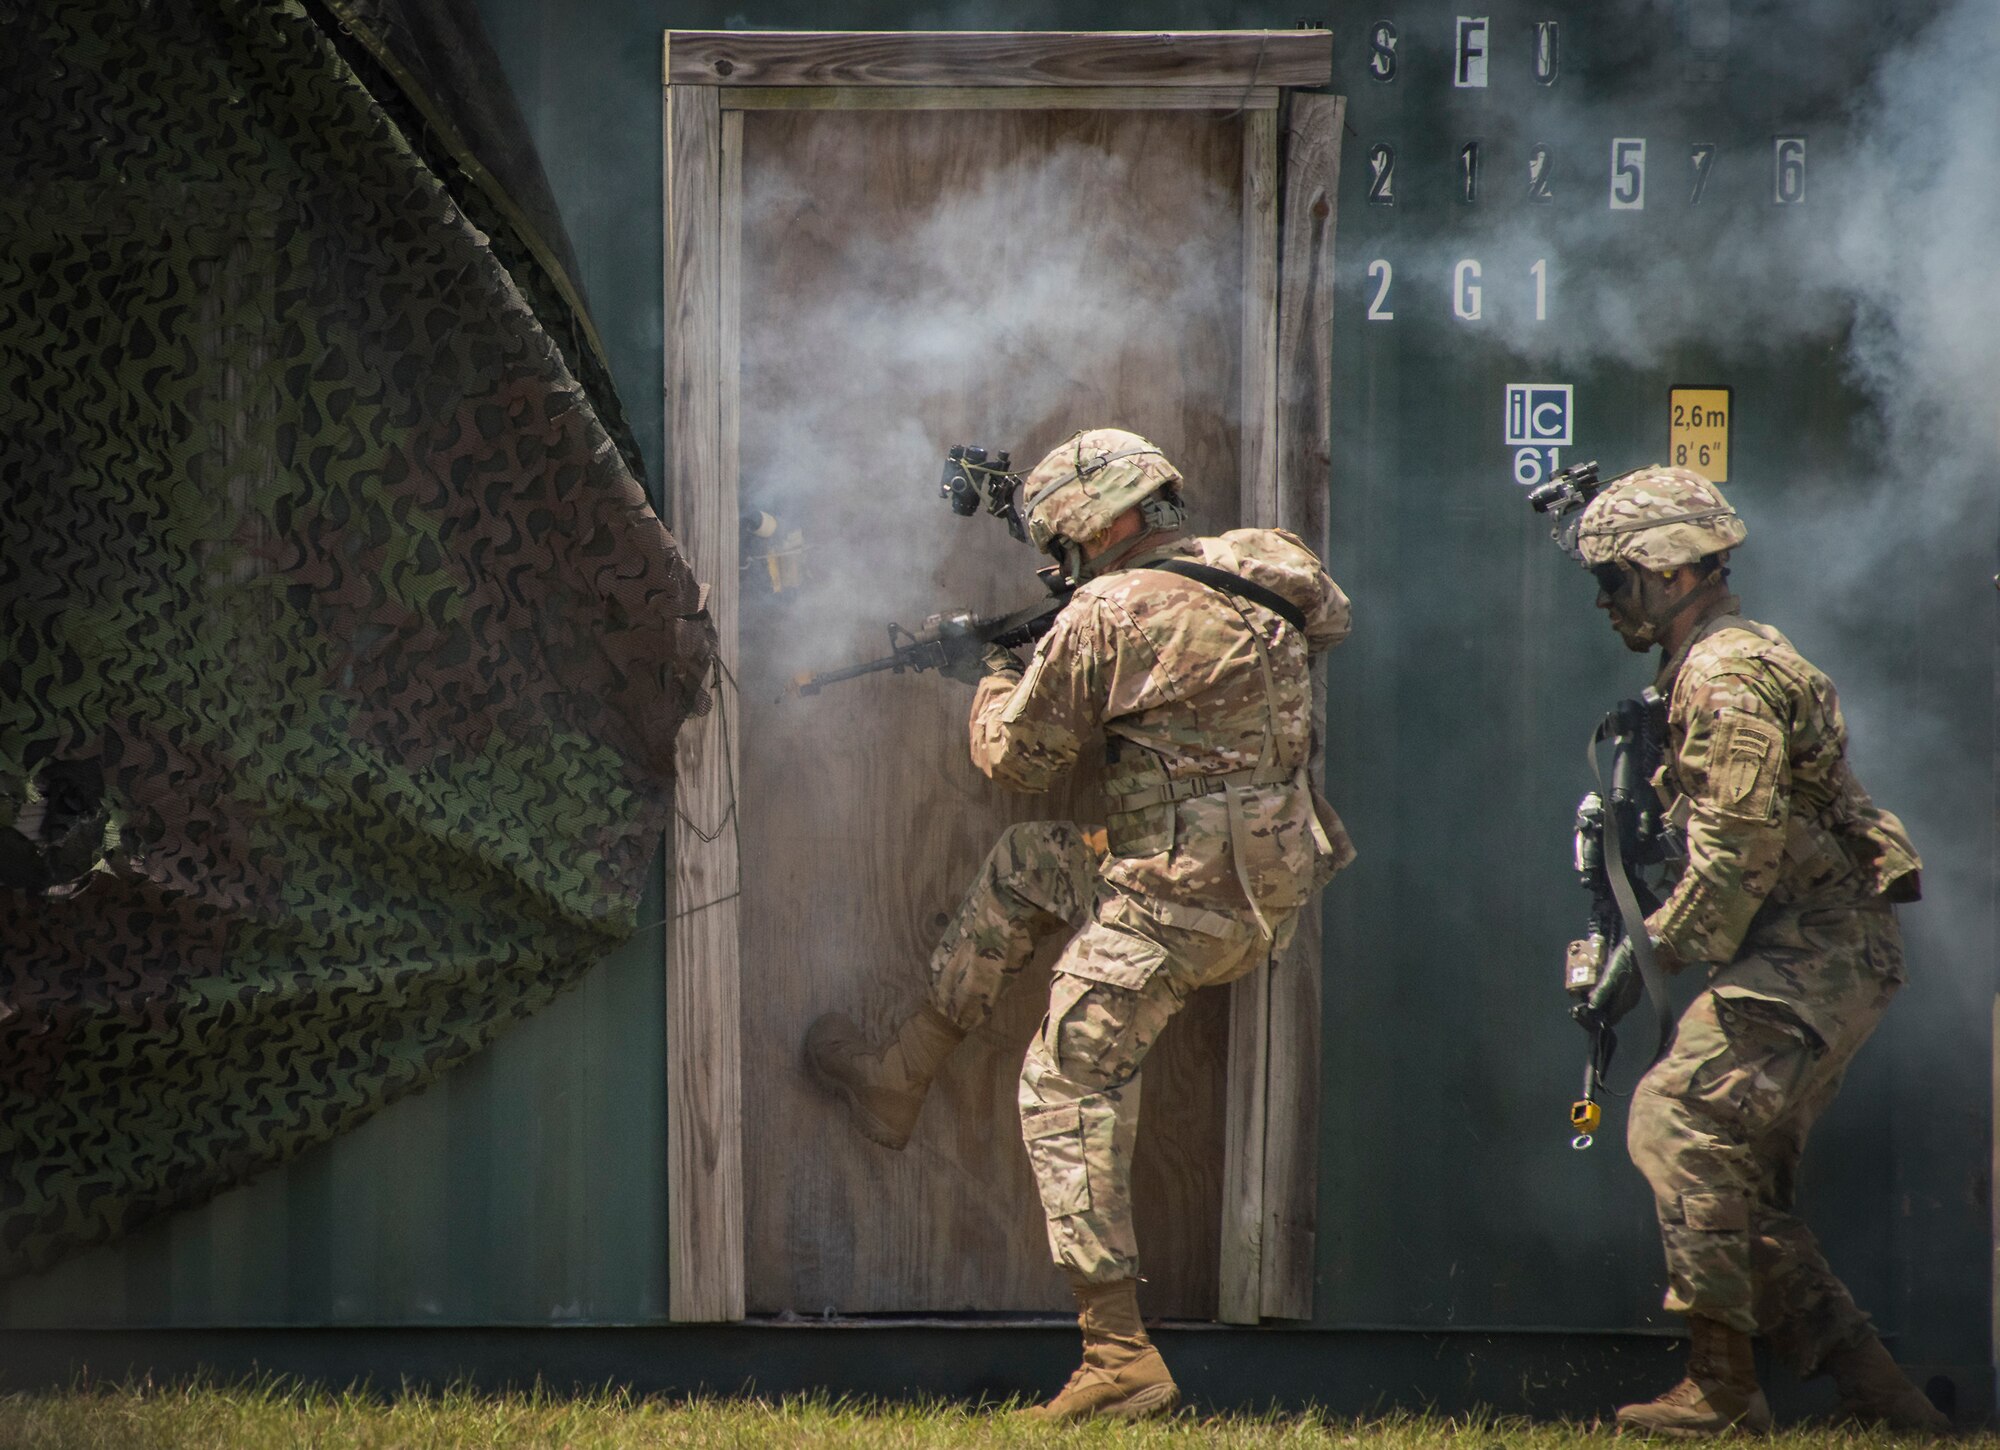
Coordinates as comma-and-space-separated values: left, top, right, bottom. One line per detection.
1669, 386, 1732, 481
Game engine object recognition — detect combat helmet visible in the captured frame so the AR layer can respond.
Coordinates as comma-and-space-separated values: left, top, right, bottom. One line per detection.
1576, 465, 1746, 573
1021, 428, 1184, 573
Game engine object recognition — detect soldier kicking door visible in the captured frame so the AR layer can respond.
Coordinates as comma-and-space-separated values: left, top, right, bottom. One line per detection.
663, 30, 1344, 1323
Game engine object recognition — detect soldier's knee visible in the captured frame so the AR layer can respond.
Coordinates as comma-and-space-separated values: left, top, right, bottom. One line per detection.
991, 820, 1087, 863
993, 820, 1067, 854
987, 821, 1094, 911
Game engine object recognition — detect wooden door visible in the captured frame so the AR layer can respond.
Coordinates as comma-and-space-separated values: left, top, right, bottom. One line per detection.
663, 30, 1343, 1325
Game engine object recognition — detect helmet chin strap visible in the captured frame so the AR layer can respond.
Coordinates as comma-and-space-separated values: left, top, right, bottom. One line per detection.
1634, 568, 1724, 648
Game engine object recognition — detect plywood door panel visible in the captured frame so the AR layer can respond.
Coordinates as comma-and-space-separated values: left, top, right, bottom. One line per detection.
733, 106, 1247, 1317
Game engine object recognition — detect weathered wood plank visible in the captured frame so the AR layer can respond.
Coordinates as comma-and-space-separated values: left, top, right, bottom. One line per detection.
721, 85, 1279, 112
665, 81, 745, 1324
666, 30, 1331, 90
1258, 90, 1344, 1323
1218, 105, 1280, 1328
1239, 107, 1281, 526
1218, 964, 1270, 1325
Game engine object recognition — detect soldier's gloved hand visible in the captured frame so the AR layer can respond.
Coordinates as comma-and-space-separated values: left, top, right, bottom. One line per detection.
1573, 936, 1643, 1031
940, 642, 1018, 686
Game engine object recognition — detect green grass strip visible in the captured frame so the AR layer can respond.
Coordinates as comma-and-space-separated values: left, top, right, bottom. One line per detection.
0, 1379, 1987, 1449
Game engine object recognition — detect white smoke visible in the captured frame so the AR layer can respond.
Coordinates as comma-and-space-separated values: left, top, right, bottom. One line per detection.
736, 127, 1240, 685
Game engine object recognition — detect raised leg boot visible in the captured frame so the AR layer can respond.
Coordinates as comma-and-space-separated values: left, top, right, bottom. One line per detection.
802, 1003, 964, 1150
1825, 1332, 1950, 1433
1616, 1315, 1772, 1438
1020, 1275, 1179, 1422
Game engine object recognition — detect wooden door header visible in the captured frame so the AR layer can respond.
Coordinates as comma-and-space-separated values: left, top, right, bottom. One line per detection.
663, 30, 1332, 90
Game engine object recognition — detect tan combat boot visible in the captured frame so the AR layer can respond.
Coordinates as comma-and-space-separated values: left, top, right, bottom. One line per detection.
1615, 1315, 1772, 1438
802, 1003, 964, 1150
1825, 1333, 1950, 1433
1019, 1275, 1180, 1422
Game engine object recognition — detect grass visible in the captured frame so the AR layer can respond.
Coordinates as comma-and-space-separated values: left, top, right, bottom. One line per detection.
0, 1383, 1989, 1450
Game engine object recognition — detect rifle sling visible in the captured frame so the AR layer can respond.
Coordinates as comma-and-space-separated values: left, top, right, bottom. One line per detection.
1140, 559, 1310, 634
1591, 717, 1675, 1069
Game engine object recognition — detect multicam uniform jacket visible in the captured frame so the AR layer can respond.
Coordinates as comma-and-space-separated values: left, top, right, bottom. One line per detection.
1645, 596, 1921, 982
968, 528, 1354, 925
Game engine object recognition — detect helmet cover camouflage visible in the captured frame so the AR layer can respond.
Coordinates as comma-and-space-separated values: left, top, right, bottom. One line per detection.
1576, 466, 1747, 572
1021, 428, 1182, 554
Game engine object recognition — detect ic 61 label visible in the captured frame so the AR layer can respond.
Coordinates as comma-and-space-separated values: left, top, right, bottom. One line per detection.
1668, 386, 1732, 481
1506, 382, 1572, 487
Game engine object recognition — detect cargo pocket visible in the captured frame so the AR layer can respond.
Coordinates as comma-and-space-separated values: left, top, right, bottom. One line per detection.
1059, 917, 1168, 992
1690, 991, 1818, 1137
1021, 1102, 1090, 1217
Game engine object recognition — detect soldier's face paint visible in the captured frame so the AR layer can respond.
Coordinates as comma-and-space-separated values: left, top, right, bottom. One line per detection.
1594, 564, 1660, 652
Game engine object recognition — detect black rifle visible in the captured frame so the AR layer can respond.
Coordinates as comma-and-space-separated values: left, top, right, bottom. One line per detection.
1563, 689, 1680, 1147
797, 442, 1069, 695
794, 581, 1070, 696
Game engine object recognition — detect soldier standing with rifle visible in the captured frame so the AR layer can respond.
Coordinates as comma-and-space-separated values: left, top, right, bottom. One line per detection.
802, 427, 1354, 1421
1554, 466, 1947, 1436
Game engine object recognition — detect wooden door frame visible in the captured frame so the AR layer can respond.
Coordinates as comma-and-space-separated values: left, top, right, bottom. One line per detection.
663, 29, 1342, 1324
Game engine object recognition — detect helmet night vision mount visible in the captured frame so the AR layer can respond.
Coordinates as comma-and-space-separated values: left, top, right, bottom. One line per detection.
1528, 457, 1615, 562
939, 444, 1028, 543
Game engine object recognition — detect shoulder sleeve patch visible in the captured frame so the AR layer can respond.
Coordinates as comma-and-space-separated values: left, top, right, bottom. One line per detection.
1710, 708, 1785, 823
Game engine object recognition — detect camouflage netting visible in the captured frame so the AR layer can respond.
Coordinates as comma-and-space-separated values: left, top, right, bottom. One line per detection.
0, 0, 714, 1275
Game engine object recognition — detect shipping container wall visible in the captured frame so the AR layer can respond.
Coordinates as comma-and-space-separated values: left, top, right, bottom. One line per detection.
0, 870, 670, 1326
2, 0, 1987, 1389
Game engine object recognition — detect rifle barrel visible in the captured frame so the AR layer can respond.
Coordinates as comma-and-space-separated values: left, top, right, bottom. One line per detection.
795, 590, 1072, 698
794, 654, 906, 696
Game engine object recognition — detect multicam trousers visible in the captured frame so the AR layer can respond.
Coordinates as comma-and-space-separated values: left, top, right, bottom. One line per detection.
927, 821, 1281, 1283
1627, 903, 1904, 1376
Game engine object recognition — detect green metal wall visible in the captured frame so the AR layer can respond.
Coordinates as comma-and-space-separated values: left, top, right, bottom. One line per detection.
4, 2, 1987, 1393
1319, 1, 1991, 1377
0, 867, 669, 1327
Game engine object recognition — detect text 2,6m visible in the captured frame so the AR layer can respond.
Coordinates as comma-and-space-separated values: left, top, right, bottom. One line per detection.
1672, 402, 1724, 429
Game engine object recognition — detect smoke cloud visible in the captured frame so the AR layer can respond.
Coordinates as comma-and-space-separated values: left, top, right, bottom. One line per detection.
735, 122, 1241, 686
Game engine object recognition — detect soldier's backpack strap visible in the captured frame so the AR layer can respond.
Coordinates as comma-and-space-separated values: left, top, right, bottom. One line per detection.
1139, 559, 1309, 633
